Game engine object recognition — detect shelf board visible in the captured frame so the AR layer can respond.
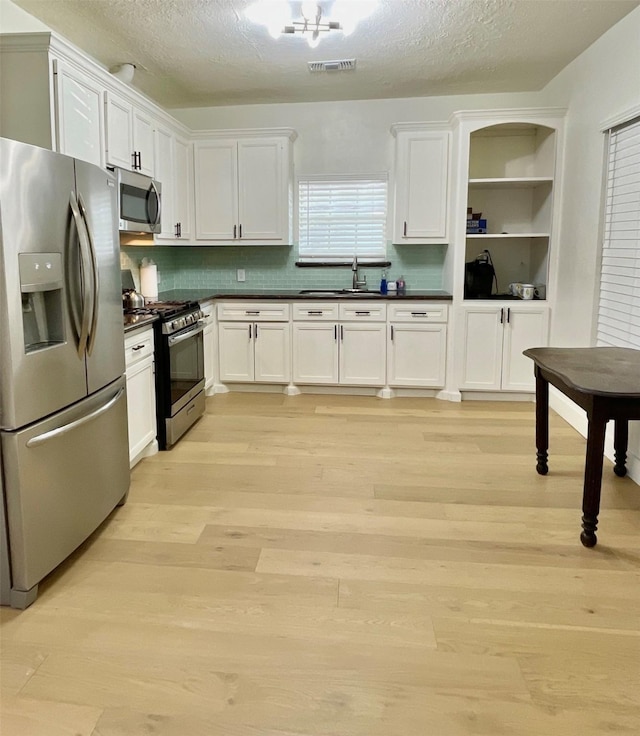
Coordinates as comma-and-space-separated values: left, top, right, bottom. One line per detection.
466, 233, 550, 239
468, 177, 553, 189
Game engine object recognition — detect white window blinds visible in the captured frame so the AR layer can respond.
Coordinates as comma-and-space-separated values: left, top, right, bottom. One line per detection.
596, 116, 640, 349
298, 175, 387, 261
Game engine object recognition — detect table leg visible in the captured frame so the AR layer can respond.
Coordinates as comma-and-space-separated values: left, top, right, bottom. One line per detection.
535, 367, 549, 475
614, 419, 628, 477
580, 409, 607, 548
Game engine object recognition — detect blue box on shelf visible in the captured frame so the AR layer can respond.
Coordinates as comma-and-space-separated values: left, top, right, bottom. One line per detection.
467, 218, 487, 234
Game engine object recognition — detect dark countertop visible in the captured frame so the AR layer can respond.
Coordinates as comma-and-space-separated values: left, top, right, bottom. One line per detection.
156, 288, 453, 303
123, 314, 158, 333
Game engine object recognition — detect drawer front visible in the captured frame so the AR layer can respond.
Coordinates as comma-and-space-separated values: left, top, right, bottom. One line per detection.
292, 302, 339, 321
338, 302, 387, 322
217, 301, 290, 322
388, 303, 448, 323
124, 327, 154, 367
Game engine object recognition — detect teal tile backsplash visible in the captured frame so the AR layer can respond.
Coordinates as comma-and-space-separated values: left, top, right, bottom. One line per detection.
121, 243, 446, 293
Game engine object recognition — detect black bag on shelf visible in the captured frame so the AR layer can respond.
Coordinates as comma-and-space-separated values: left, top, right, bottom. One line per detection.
464, 250, 496, 299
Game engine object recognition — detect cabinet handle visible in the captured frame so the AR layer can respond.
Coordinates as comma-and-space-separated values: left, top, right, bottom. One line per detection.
334, 325, 337, 341
254, 323, 258, 339
355, 311, 370, 316
178, 222, 182, 238
132, 344, 145, 351
239, 224, 243, 239
507, 307, 511, 324
233, 225, 237, 239
249, 324, 252, 339
174, 223, 179, 238
340, 325, 344, 341
307, 310, 323, 315
131, 152, 137, 169
403, 221, 407, 236
137, 151, 142, 169
411, 312, 427, 317
390, 325, 394, 341
245, 310, 260, 315
500, 308, 504, 324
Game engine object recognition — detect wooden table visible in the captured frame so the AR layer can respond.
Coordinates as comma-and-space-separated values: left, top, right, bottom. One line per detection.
523, 347, 640, 547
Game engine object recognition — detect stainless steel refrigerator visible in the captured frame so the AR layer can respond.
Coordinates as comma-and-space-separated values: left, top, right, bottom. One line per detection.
0, 138, 130, 609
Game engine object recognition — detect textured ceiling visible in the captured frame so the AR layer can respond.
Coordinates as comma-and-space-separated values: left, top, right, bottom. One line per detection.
11, 0, 640, 109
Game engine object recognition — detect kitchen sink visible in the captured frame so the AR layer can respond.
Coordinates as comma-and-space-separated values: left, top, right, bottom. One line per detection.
298, 289, 383, 296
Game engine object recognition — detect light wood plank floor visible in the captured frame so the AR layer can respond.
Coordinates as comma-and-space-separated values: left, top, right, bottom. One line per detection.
1, 393, 639, 735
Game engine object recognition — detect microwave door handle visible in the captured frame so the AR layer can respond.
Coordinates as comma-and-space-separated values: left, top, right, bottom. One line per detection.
69, 192, 91, 357
148, 180, 161, 228
78, 194, 100, 356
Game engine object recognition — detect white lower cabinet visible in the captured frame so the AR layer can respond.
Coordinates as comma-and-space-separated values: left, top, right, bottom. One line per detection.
292, 302, 387, 386
387, 303, 448, 388
217, 302, 291, 384
460, 304, 549, 391
124, 327, 157, 466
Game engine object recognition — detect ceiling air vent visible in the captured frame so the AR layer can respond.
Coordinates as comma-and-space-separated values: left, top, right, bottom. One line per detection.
308, 59, 356, 73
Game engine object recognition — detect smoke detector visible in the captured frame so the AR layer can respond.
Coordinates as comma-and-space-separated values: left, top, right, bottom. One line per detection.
308, 59, 356, 73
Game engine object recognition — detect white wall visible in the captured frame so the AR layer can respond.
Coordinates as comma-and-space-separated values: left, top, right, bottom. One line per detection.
174, 92, 541, 178
537, 6, 640, 483
0, 0, 48, 31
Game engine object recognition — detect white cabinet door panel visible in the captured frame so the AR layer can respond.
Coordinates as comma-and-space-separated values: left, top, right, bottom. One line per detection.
132, 108, 154, 176
174, 135, 193, 240
460, 307, 503, 390
339, 323, 386, 386
238, 139, 283, 240
389, 324, 447, 388
502, 307, 549, 391
218, 322, 254, 382
254, 323, 290, 383
154, 126, 175, 239
54, 60, 104, 168
126, 356, 156, 463
195, 140, 237, 240
393, 130, 449, 243
292, 323, 338, 384
105, 92, 133, 170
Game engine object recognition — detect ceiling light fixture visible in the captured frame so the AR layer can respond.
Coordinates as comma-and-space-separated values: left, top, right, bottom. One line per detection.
109, 63, 136, 84
245, 1, 378, 48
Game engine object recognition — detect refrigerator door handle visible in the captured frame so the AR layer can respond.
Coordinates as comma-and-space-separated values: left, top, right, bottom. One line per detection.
78, 194, 100, 356
69, 192, 92, 356
26, 388, 125, 448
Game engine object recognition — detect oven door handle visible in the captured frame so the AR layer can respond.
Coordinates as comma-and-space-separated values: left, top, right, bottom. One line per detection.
167, 323, 205, 347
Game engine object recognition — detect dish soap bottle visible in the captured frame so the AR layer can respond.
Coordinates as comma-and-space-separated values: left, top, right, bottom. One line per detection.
397, 275, 406, 295
380, 269, 388, 295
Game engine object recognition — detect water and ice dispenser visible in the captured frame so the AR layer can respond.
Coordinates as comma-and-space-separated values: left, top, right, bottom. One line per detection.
19, 253, 64, 353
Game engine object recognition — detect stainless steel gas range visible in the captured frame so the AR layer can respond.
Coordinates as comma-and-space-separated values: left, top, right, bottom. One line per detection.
125, 300, 206, 449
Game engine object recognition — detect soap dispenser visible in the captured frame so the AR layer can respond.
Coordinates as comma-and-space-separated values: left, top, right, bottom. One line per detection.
380, 269, 388, 295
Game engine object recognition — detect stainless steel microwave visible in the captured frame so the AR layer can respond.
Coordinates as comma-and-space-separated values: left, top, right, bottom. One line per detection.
113, 167, 161, 234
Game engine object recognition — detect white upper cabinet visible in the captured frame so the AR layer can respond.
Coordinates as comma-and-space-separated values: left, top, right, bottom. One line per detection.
105, 91, 155, 175
154, 126, 193, 241
54, 59, 104, 168
193, 131, 295, 245
194, 139, 237, 240
391, 125, 450, 244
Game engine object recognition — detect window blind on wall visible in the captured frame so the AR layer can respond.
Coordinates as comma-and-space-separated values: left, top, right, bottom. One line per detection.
596, 116, 640, 349
298, 175, 387, 261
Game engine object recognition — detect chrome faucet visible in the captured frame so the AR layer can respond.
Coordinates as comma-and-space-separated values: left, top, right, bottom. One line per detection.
352, 255, 367, 290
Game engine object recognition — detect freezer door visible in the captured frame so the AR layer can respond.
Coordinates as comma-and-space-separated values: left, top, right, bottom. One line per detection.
1, 377, 129, 594
74, 159, 125, 394
0, 138, 87, 429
